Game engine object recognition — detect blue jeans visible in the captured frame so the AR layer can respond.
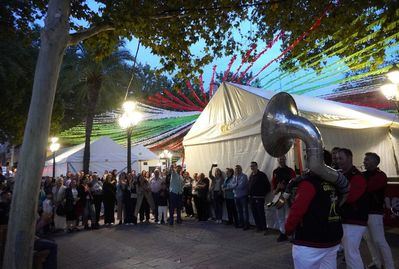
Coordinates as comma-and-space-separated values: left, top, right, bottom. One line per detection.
235, 196, 249, 228
169, 192, 182, 224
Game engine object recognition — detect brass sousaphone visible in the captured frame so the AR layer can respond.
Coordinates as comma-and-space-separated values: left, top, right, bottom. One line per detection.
261, 92, 349, 205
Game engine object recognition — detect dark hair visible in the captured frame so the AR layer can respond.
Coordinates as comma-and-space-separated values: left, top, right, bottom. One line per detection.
251, 161, 258, 166
323, 150, 332, 166
365, 152, 380, 165
331, 147, 340, 152
338, 148, 352, 158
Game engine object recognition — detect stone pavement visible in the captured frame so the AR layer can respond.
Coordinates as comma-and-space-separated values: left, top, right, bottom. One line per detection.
53, 218, 399, 269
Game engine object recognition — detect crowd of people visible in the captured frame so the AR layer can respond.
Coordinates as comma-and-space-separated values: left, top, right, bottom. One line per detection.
0, 146, 396, 269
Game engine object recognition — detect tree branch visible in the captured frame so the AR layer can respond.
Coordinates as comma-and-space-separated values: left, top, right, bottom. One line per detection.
68, 24, 115, 46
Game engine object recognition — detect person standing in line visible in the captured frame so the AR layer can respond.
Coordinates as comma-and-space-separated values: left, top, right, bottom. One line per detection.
157, 182, 169, 224
182, 171, 194, 217
232, 165, 250, 230
116, 172, 126, 225
248, 161, 271, 234
150, 169, 163, 222
362, 152, 395, 269
196, 173, 210, 221
103, 174, 116, 225
272, 156, 296, 241
52, 177, 67, 231
222, 168, 239, 227
65, 179, 80, 232
285, 150, 343, 269
337, 148, 369, 269
91, 174, 103, 229
209, 164, 224, 224
135, 171, 155, 223
168, 164, 184, 225
192, 173, 200, 218
123, 173, 136, 225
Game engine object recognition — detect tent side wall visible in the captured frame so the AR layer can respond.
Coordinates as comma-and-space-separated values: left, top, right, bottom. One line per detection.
318, 126, 399, 177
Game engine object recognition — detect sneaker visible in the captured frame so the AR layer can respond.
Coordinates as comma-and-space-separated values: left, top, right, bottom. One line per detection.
277, 233, 288, 242
157, 221, 161, 224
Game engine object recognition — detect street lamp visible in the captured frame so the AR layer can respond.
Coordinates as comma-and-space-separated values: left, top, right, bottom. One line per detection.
159, 149, 173, 168
49, 137, 60, 179
118, 101, 143, 173
381, 65, 399, 114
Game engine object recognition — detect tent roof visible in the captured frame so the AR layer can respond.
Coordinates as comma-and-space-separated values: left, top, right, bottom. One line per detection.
131, 144, 158, 161
46, 136, 127, 165
184, 82, 399, 147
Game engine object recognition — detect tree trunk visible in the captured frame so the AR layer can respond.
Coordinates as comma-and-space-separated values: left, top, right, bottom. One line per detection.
83, 81, 101, 174
2, 0, 70, 268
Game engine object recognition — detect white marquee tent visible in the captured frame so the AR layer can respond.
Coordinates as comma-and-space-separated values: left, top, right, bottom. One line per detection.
183, 82, 399, 179
43, 136, 158, 177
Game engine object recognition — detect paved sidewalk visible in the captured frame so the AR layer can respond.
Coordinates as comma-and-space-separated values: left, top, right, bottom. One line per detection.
54, 219, 399, 269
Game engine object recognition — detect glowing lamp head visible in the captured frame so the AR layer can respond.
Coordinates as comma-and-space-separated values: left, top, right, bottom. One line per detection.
380, 83, 398, 101
387, 65, 399, 85
50, 137, 58, 143
122, 101, 136, 112
49, 142, 60, 152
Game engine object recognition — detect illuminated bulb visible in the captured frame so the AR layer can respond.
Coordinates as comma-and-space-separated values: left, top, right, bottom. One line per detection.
380, 83, 398, 101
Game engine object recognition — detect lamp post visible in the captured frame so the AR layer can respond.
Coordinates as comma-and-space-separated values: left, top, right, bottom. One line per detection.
49, 137, 60, 179
159, 149, 173, 169
118, 101, 143, 173
381, 65, 399, 114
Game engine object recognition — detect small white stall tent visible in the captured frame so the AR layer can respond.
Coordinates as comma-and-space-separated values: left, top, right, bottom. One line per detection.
130, 144, 159, 173
43, 137, 128, 176
183, 82, 399, 179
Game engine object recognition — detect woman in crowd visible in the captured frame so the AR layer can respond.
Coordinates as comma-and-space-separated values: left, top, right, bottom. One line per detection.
183, 171, 194, 217
52, 177, 67, 231
81, 178, 95, 229
103, 174, 116, 225
116, 172, 126, 225
222, 168, 238, 227
123, 173, 136, 225
192, 173, 199, 217
65, 179, 80, 232
195, 173, 210, 221
209, 165, 224, 223
90, 174, 103, 229
135, 170, 155, 223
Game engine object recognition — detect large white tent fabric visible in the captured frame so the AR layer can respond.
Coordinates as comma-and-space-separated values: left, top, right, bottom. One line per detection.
43, 137, 158, 176
183, 82, 399, 178
183, 82, 399, 228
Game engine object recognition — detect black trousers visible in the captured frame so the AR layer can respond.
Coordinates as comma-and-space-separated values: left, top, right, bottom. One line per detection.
197, 195, 209, 221
184, 195, 194, 216
124, 197, 136, 224
103, 199, 115, 224
251, 197, 266, 230
93, 194, 103, 225
225, 198, 239, 226
139, 198, 150, 222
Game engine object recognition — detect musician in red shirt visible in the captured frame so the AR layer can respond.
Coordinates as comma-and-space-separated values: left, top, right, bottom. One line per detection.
363, 152, 395, 269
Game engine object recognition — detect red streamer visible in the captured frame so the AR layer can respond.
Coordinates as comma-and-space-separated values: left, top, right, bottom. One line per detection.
199, 74, 207, 103
177, 88, 201, 109
247, 3, 334, 85
209, 65, 217, 97
231, 44, 257, 81
222, 55, 237, 81
186, 80, 207, 108
236, 31, 284, 83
